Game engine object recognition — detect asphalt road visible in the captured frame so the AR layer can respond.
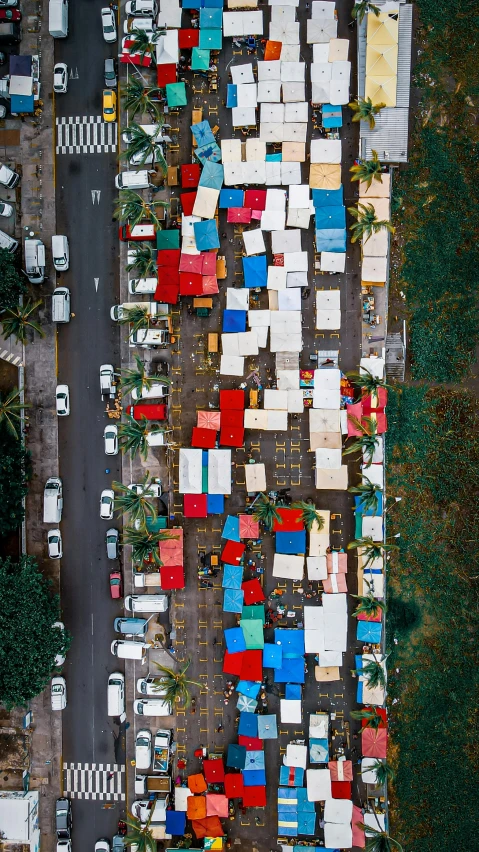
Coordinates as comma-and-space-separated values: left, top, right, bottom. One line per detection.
54, 4, 124, 846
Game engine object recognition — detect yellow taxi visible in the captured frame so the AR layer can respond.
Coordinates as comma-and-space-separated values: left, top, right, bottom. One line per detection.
102, 88, 117, 122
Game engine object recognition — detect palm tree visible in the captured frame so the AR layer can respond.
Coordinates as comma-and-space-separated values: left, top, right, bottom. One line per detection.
350, 150, 383, 189
351, 0, 380, 25
125, 810, 156, 852
343, 415, 380, 467
114, 190, 169, 228
252, 493, 282, 531
348, 96, 386, 130
120, 354, 170, 397
117, 305, 152, 335
352, 592, 385, 619
126, 243, 157, 278
348, 202, 395, 244
152, 660, 203, 708
113, 474, 158, 526
128, 27, 163, 64
123, 525, 176, 566
0, 387, 29, 439
1, 299, 44, 344
347, 536, 399, 567
348, 477, 383, 514
122, 76, 162, 119
347, 366, 392, 397
118, 415, 151, 459
292, 500, 325, 533
352, 657, 387, 690
350, 707, 385, 731
364, 760, 395, 787
356, 822, 403, 852
121, 122, 167, 175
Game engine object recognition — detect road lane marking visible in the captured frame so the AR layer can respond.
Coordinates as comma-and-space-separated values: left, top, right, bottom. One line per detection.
91, 190, 101, 205
56, 117, 117, 154
94, 278, 99, 292
63, 763, 125, 801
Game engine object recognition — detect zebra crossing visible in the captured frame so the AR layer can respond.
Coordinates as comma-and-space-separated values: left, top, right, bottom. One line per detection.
62, 762, 125, 800
56, 116, 118, 155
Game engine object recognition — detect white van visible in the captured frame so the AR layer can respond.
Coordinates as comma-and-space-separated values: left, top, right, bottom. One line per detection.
107, 672, 125, 717
0, 163, 20, 189
49, 0, 68, 37
115, 170, 151, 190
0, 229, 18, 253
111, 640, 149, 662
133, 699, 171, 717
52, 235, 69, 271
128, 277, 158, 296
146, 430, 169, 447
43, 477, 63, 523
24, 239, 46, 284
52, 287, 71, 323
51, 676, 67, 711
125, 594, 168, 614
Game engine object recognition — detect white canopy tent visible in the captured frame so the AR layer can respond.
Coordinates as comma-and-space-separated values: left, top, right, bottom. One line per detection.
280, 699, 302, 723
311, 62, 331, 83
221, 139, 242, 162
281, 162, 302, 184
261, 210, 286, 231
311, 82, 330, 104
265, 162, 282, 185
231, 107, 257, 127
244, 409, 268, 429
192, 187, 219, 219
208, 449, 232, 495
316, 310, 341, 330
220, 355, 245, 376
284, 744, 308, 769
238, 331, 259, 356
257, 60, 282, 81
273, 553, 304, 580
287, 209, 311, 228
309, 712, 329, 739
321, 251, 346, 272
287, 389, 303, 412
329, 79, 349, 105
280, 61, 305, 81
265, 410, 288, 430
267, 266, 287, 290
221, 333, 240, 356
181, 235, 199, 255
155, 30, 179, 64
223, 10, 264, 36
223, 162, 244, 185
306, 555, 328, 581
322, 592, 348, 651
328, 38, 349, 61
313, 42, 330, 62
306, 769, 332, 801
236, 83, 258, 108
264, 389, 288, 409
312, 1, 335, 18
307, 18, 337, 43
324, 799, 353, 823
243, 228, 266, 256
315, 467, 348, 489
309, 408, 340, 432
282, 81, 306, 101
269, 21, 300, 43
179, 448, 202, 494
283, 251, 308, 271
310, 138, 342, 163
288, 184, 310, 208
257, 80, 281, 102
181, 215, 200, 236
231, 63, 255, 84
259, 122, 284, 142
244, 462, 266, 491
278, 289, 301, 311
243, 161, 266, 184
315, 448, 342, 469
271, 229, 302, 254
248, 309, 271, 327
226, 288, 249, 311
260, 102, 284, 122
284, 101, 309, 122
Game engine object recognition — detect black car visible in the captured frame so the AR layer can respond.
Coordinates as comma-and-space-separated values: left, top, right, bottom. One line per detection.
0, 22, 20, 44
55, 797, 72, 838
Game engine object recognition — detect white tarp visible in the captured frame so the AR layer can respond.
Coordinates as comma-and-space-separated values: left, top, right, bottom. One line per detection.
362, 516, 383, 541
223, 10, 263, 36
261, 210, 286, 231
321, 251, 346, 272
267, 266, 287, 290
181, 214, 200, 236
157, 0, 181, 27
312, 1, 335, 19
271, 4, 296, 21
179, 448, 202, 494
331, 60, 351, 81
283, 251, 308, 271
316, 310, 341, 330
257, 80, 281, 102
281, 162, 302, 185
277, 369, 299, 389
244, 461, 266, 491
281, 43, 300, 61
273, 553, 304, 579
266, 188, 287, 210
313, 42, 330, 62
231, 107, 256, 127
287, 389, 303, 412
329, 79, 349, 105
309, 532, 330, 557
231, 63, 255, 84
173, 786, 191, 812
257, 60, 282, 81
310, 139, 342, 164
314, 368, 340, 389
271, 229, 302, 254
360, 355, 385, 379
208, 449, 232, 494
306, 769, 332, 801
283, 124, 308, 142
309, 712, 329, 739
287, 208, 311, 228
280, 699, 302, 723
243, 228, 266, 256
271, 310, 302, 333
306, 555, 328, 581
311, 62, 331, 83
313, 389, 341, 409
221, 139, 242, 163
226, 288, 249, 311
307, 18, 337, 43
260, 102, 284, 122
324, 824, 353, 849
192, 186, 219, 219
311, 82, 330, 104
278, 289, 301, 311
264, 389, 288, 409
284, 102, 309, 125
220, 355, 244, 376
362, 227, 389, 257
265, 409, 288, 430
322, 592, 347, 651
265, 163, 282, 186
221, 334, 240, 356
284, 744, 308, 769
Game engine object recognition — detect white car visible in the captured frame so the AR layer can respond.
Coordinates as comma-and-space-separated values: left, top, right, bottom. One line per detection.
56, 841, 72, 852
135, 729, 152, 769
100, 489, 115, 520
101, 6, 117, 42
0, 201, 13, 217
131, 383, 169, 401
129, 148, 154, 167
51, 676, 67, 711
136, 677, 167, 696
126, 0, 157, 16
53, 63, 68, 94
104, 424, 118, 455
123, 17, 154, 33
94, 842, 110, 852
55, 384, 70, 416
128, 481, 162, 498
53, 621, 66, 667
48, 529, 63, 560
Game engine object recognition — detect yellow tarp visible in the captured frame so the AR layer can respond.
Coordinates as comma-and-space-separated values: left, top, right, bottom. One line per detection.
367, 11, 399, 45
364, 74, 397, 107
366, 44, 398, 76
309, 163, 341, 190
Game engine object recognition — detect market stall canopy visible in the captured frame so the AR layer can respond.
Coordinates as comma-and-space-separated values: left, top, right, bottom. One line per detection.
208, 448, 232, 494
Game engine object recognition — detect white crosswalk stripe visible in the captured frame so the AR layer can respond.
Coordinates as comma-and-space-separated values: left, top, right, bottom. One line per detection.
56, 116, 117, 155
62, 762, 125, 800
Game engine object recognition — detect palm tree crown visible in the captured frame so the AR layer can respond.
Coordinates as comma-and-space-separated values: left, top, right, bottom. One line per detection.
128, 27, 162, 63
347, 366, 391, 397
1, 299, 44, 344
252, 493, 282, 531
152, 659, 203, 708
117, 305, 153, 335
118, 415, 151, 460
0, 387, 29, 439
353, 657, 387, 690
292, 500, 325, 533
122, 76, 162, 119
364, 759, 395, 787
113, 474, 158, 526
348, 476, 383, 514
350, 150, 383, 189
125, 811, 156, 852
356, 822, 403, 852
114, 189, 168, 228
350, 706, 385, 731
352, 592, 385, 619
120, 354, 170, 397
351, 1, 381, 24
343, 415, 380, 467
347, 536, 399, 567
126, 243, 157, 278
123, 526, 176, 566
348, 96, 386, 129
122, 122, 167, 174
348, 202, 395, 244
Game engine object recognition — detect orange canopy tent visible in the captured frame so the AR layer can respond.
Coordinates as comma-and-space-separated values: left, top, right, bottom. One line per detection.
188, 773, 207, 794
191, 816, 224, 839
187, 795, 207, 820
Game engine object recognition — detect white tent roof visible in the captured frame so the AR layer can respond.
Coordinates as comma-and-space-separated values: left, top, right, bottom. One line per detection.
271, 310, 302, 332
309, 712, 329, 739
236, 83, 258, 108
273, 553, 304, 579
282, 81, 306, 101
324, 798, 353, 824
280, 699, 302, 723
220, 354, 245, 376
280, 61, 305, 81
260, 102, 284, 122
362, 516, 383, 541
223, 10, 263, 36
261, 210, 286, 231
221, 139, 243, 163
266, 188, 287, 210
173, 786, 191, 812
306, 769, 332, 801
243, 161, 266, 184
267, 266, 287, 290
270, 332, 302, 352
244, 408, 268, 429
280, 43, 300, 61
221, 333, 240, 356
264, 388, 288, 409
328, 38, 349, 61
181, 214, 201, 236
311, 62, 332, 83
307, 17, 337, 43
284, 744, 308, 769
248, 309, 271, 327
315, 466, 348, 490
316, 309, 341, 330
315, 448, 342, 469
244, 461, 266, 491
257, 60, 282, 81
255, 327, 268, 349
157, 0, 182, 27
306, 555, 328, 580
257, 80, 281, 102
329, 79, 349, 105
223, 162, 244, 185
238, 331, 259, 356
313, 389, 341, 409
287, 389, 303, 412
331, 60, 351, 80
231, 106, 256, 127
181, 235, 199, 255
278, 289, 301, 311
360, 355, 385, 378
192, 186, 219, 219
286, 271, 308, 288
322, 592, 348, 650
266, 162, 282, 185
359, 172, 390, 198
313, 42, 330, 62
310, 139, 342, 164
362, 227, 389, 257
259, 122, 284, 142
269, 0, 299, 6
310, 408, 340, 432
288, 184, 310, 208
271, 4, 296, 22
324, 824, 353, 849
226, 287, 249, 311
312, 1, 335, 19
265, 409, 288, 430
155, 30, 179, 64
269, 21, 300, 43
363, 464, 383, 488
364, 813, 386, 833
179, 448, 202, 494
243, 228, 266, 256
321, 251, 346, 272
309, 531, 330, 556
361, 255, 388, 282
284, 101, 309, 123
304, 604, 322, 630
314, 368, 340, 389
271, 229, 302, 254
311, 82, 330, 104
276, 369, 298, 389
287, 208, 311, 228
231, 63, 255, 84
208, 449, 232, 495
246, 137, 267, 160
316, 289, 340, 310
283, 251, 308, 271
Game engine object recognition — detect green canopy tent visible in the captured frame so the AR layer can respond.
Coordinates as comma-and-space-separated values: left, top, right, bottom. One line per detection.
191, 48, 211, 71
165, 82, 187, 108
156, 229, 180, 250
240, 618, 264, 650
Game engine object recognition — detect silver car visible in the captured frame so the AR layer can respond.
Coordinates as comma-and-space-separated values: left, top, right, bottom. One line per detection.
106, 528, 119, 559
104, 57, 117, 88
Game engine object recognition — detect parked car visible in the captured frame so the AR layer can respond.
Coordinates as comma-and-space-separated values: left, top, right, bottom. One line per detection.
128, 481, 161, 497
135, 729, 152, 770
114, 617, 147, 636
51, 676, 67, 710
106, 528, 119, 559
109, 570, 123, 599
126, 403, 167, 421
0, 1, 18, 9
0, 200, 13, 216
53, 62, 68, 94
136, 676, 167, 696
56, 841, 72, 852
55, 384, 70, 416
55, 798, 72, 838
131, 383, 169, 401
104, 424, 118, 455
103, 88, 117, 122
95, 842, 110, 852
100, 489, 114, 520
0, 8, 21, 19
104, 57, 117, 88
101, 6, 116, 42
126, 0, 157, 16
133, 699, 171, 716
53, 621, 66, 667
48, 529, 63, 559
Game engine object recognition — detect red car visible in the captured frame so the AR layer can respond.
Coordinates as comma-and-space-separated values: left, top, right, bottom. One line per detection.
109, 571, 123, 599
126, 403, 167, 421
0, 9, 22, 20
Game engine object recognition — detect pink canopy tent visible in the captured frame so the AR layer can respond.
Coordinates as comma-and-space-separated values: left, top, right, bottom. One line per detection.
159, 529, 183, 565
197, 411, 221, 430
180, 253, 203, 273
328, 760, 353, 782
239, 514, 260, 539
361, 727, 388, 758
202, 275, 219, 294
227, 207, 252, 223
201, 253, 217, 275
352, 804, 366, 848
206, 794, 229, 818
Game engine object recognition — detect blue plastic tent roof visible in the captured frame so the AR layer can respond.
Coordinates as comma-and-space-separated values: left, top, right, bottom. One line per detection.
273, 657, 305, 684
315, 206, 346, 230
165, 810, 186, 835
242, 768, 266, 786
357, 620, 383, 643
263, 643, 283, 669
297, 787, 315, 811
312, 186, 344, 207
195, 141, 222, 164
223, 309, 246, 332
219, 188, 244, 208
227, 743, 246, 769
243, 254, 267, 288
274, 628, 305, 658
309, 738, 329, 764
257, 714, 278, 739
191, 119, 215, 147
194, 219, 220, 250
279, 766, 304, 786
223, 588, 245, 613
226, 84, 238, 108
207, 493, 224, 514
200, 6, 223, 27
236, 680, 260, 699
238, 711, 258, 737
225, 626, 247, 652
315, 230, 347, 253
237, 694, 258, 712
244, 750, 265, 771
275, 530, 306, 554
10, 94, 34, 114
222, 514, 240, 541
266, 152, 282, 161
199, 28, 223, 50
321, 103, 343, 128
297, 811, 316, 835
354, 492, 383, 516
199, 160, 224, 189
222, 563, 243, 589
285, 683, 301, 700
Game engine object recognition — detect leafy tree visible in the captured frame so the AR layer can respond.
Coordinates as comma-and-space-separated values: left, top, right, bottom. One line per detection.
1, 299, 44, 344
0, 387, 29, 439
351, 0, 380, 24
117, 305, 153, 335
123, 526, 176, 566
350, 706, 385, 731
348, 202, 395, 244
348, 96, 386, 129
0, 555, 70, 708
348, 476, 383, 514
126, 243, 157, 278
122, 76, 162, 120
352, 657, 387, 690
128, 27, 163, 64
364, 760, 395, 787
125, 810, 156, 852
343, 415, 380, 467
352, 592, 385, 619
350, 150, 384, 189
120, 354, 170, 397
121, 122, 167, 175
0, 423, 31, 535
152, 659, 202, 708
252, 493, 282, 531
0, 248, 26, 310
347, 536, 399, 567
118, 415, 151, 459
291, 500, 325, 532
114, 189, 168, 228
356, 822, 403, 852
113, 474, 158, 526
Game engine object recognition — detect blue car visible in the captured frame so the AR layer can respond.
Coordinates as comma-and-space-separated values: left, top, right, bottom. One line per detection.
113, 617, 147, 637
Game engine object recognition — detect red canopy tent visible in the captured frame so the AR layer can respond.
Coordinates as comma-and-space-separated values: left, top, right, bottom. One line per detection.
224, 774, 244, 799
157, 249, 180, 268
331, 781, 352, 799
239, 649, 263, 681
239, 514, 260, 539
120, 42, 152, 67
238, 735, 263, 750
206, 794, 229, 818
178, 29, 199, 49
188, 773, 207, 793
159, 529, 183, 565
203, 759, 225, 783
156, 63, 177, 87
219, 426, 244, 448
221, 540, 245, 565
223, 650, 244, 676
180, 192, 197, 216
183, 493, 208, 518
242, 785, 266, 807
187, 796, 206, 820
347, 401, 387, 435
179, 271, 204, 295
197, 411, 221, 430
155, 283, 179, 304
251, 209, 262, 220
191, 816, 223, 839
160, 565, 185, 589
179, 253, 203, 273
181, 164, 201, 189
328, 760, 353, 782
244, 189, 267, 211
201, 252, 217, 275
272, 508, 304, 532
361, 707, 387, 726
352, 805, 366, 849
191, 427, 217, 449
361, 727, 388, 758
220, 389, 245, 410
241, 578, 266, 604
202, 275, 219, 294
220, 409, 242, 428
362, 387, 388, 411
356, 609, 382, 623
227, 207, 252, 223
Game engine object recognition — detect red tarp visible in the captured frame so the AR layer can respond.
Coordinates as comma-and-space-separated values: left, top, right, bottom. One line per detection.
272, 508, 304, 532
203, 759, 225, 783
156, 266, 180, 285
224, 774, 244, 798
219, 426, 245, 448
155, 283, 179, 304
156, 63, 177, 87
126, 403, 167, 421
202, 274, 219, 294
223, 650, 244, 676
361, 707, 388, 727
181, 164, 201, 188
157, 249, 181, 268
188, 773, 207, 793
220, 409, 242, 428
356, 608, 382, 622
328, 760, 353, 782
180, 253, 203, 273
239, 514, 260, 539
220, 389, 245, 410
238, 735, 263, 750
242, 785, 267, 807
178, 28, 199, 49
179, 271, 204, 295
191, 816, 223, 839
347, 401, 387, 435
241, 578, 266, 605
160, 565, 185, 589
352, 804, 366, 849
201, 252, 217, 275
183, 493, 208, 518
159, 528, 183, 565
180, 192, 197, 216
362, 387, 388, 412
221, 540, 245, 566
120, 48, 152, 68
361, 727, 388, 758
244, 189, 267, 211
239, 649, 263, 681
331, 781, 352, 799
191, 427, 217, 449
227, 207, 252, 223
197, 410, 221, 430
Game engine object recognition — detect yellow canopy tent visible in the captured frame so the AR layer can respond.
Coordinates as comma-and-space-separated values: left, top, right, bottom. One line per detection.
364, 74, 397, 107
367, 11, 399, 45
309, 163, 341, 190
366, 44, 398, 76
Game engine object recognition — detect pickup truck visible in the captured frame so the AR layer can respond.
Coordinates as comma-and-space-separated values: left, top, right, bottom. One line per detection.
126, 403, 167, 421
153, 728, 172, 772
100, 364, 116, 399
134, 774, 171, 796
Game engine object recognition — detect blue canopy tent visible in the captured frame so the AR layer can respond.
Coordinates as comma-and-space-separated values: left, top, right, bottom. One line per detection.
191, 48, 211, 72
183, 0, 222, 6
309, 738, 329, 764
238, 711, 258, 737
10, 94, 34, 113
315, 229, 347, 252
236, 680, 260, 699
279, 766, 304, 786
237, 694, 258, 713
195, 141, 222, 164
244, 750, 264, 771
315, 206, 346, 230
200, 7, 223, 27
275, 530, 306, 554
354, 492, 383, 516
222, 564, 243, 589
297, 788, 315, 813
165, 811, 186, 835
226, 84, 238, 108
357, 620, 383, 643
207, 493, 224, 514
266, 152, 282, 161
297, 811, 316, 835
225, 626, 247, 652
242, 768, 266, 786
285, 683, 301, 700
222, 514, 240, 541
312, 186, 344, 207
274, 628, 305, 658
322, 103, 343, 128
223, 309, 246, 332
219, 188, 244, 208
223, 588, 244, 613
199, 29, 223, 50
194, 219, 220, 250
243, 255, 267, 288
227, 743, 246, 769
191, 119, 215, 147
278, 787, 297, 813
199, 159, 224, 189
257, 714, 278, 739
263, 643, 282, 669
273, 657, 305, 683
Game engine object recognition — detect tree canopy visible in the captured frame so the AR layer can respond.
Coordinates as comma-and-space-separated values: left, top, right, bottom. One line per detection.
0, 422, 31, 536
0, 248, 26, 311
